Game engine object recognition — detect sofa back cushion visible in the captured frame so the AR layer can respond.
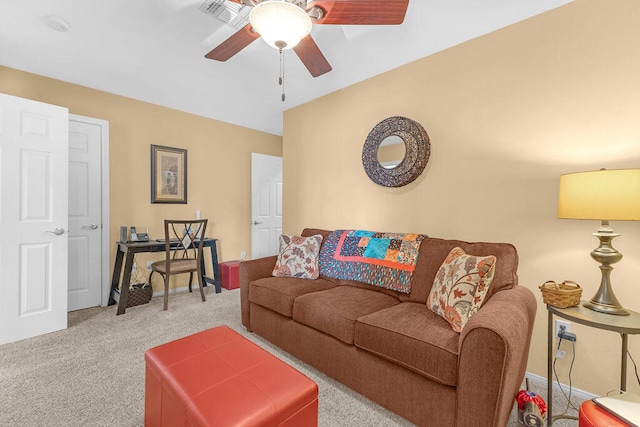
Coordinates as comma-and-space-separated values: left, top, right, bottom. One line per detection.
302, 228, 404, 299
400, 237, 518, 304
317, 229, 427, 294
301, 229, 519, 305
302, 228, 333, 241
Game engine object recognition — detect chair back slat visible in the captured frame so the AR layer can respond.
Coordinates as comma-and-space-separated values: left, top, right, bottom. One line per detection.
163, 219, 208, 275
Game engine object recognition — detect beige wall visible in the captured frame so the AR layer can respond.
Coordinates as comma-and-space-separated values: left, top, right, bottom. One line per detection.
284, 0, 640, 396
0, 66, 282, 291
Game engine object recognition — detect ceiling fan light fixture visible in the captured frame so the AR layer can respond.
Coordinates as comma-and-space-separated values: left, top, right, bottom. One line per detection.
249, 0, 312, 50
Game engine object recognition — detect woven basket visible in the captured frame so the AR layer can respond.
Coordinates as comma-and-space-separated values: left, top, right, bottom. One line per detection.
126, 283, 152, 308
539, 280, 582, 308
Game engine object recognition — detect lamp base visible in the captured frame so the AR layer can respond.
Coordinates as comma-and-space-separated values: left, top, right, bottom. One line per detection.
583, 299, 629, 316
583, 223, 629, 316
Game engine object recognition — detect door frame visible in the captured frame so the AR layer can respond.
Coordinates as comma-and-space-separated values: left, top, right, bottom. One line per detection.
69, 114, 110, 307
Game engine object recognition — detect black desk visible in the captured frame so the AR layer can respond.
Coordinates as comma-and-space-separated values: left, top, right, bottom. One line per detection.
108, 237, 221, 315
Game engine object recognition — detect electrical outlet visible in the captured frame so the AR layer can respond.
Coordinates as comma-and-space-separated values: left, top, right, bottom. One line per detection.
240, 251, 247, 261
555, 320, 571, 338
131, 264, 137, 274
147, 261, 153, 270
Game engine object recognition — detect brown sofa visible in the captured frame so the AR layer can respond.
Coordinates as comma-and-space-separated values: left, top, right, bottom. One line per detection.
239, 228, 536, 426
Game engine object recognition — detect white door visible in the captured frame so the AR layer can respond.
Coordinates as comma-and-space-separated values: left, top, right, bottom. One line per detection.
0, 93, 69, 345
67, 116, 106, 311
251, 153, 282, 258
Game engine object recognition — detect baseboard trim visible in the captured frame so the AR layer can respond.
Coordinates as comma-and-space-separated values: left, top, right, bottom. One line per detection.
524, 371, 596, 401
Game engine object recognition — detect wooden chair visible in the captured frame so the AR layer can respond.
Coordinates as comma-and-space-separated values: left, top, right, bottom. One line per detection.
150, 219, 208, 311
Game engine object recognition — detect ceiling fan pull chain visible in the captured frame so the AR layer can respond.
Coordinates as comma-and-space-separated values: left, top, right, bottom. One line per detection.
279, 48, 286, 102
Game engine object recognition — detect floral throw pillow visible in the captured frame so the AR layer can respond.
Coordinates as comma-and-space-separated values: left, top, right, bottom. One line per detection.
427, 247, 497, 333
272, 234, 324, 280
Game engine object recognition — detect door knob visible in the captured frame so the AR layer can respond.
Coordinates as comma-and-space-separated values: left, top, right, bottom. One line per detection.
253, 221, 263, 225
46, 228, 65, 236
82, 223, 99, 230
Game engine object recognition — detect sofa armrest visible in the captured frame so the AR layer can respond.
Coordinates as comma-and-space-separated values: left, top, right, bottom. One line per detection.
239, 256, 277, 330
456, 285, 537, 427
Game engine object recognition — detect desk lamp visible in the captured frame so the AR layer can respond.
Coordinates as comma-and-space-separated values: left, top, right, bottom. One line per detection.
558, 168, 640, 316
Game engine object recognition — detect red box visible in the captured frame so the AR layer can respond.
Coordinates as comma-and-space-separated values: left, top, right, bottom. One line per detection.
219, 260, 241, 290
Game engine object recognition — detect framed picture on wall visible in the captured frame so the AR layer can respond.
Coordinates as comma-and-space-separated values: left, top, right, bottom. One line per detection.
151, 144, 187, 204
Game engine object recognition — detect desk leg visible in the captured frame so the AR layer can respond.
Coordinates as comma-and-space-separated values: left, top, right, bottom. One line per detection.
208, 241, 221, 293
117, 252, 135, 315
200, 256, 206, 288
108, 249, 125, 306
547, 310, 554, 426
621, 333, 628, 392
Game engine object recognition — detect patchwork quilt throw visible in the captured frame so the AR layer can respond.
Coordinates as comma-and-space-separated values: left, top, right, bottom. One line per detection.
318, 230, 427, 294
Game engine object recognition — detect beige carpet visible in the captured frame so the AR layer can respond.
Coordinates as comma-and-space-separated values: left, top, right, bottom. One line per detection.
0, 287, 582, 426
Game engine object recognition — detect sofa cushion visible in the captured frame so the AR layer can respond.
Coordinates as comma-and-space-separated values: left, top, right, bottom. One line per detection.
249, 277, 336, 318
292, 286, 400, 345
400, 238, 518, 305
427, 247, 496, 332
272, 234, 323, 279
354, 302, 460, 386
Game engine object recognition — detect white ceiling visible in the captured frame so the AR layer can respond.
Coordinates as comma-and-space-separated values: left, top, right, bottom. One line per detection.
0, 0, 571, 136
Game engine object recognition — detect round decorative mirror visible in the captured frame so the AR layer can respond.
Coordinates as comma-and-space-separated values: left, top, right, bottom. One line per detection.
362, 116, 430, 187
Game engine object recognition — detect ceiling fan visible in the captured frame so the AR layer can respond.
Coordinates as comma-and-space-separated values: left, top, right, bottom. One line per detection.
204, 0, 410, 78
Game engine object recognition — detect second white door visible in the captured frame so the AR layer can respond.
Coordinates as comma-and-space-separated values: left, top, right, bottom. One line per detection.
251, 153, 282, 258
67, 116, 106, 311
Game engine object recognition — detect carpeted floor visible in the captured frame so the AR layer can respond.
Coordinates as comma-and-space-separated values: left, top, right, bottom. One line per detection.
0, 287, 583, 426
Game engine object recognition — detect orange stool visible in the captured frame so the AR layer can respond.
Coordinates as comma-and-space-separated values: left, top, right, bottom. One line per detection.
144, 326, 318, 426
579, 400, 629, 427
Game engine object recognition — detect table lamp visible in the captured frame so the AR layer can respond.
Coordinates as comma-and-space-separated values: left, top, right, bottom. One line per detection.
558, 168, 640, 316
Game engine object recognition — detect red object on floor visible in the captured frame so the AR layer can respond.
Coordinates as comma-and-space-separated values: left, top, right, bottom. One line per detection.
219, 260, 241, 290
144, 326, 318, 427
579, 400, 630, 427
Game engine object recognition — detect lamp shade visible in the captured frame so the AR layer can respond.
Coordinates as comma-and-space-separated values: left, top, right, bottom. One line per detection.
249, 1, 312, 50
558, 169, 640, 221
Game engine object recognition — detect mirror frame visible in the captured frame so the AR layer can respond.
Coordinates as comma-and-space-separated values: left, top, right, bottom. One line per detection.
362, 116, 431, 187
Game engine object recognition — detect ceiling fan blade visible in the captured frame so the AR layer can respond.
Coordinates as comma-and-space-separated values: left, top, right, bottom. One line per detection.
205, 24, 260, 62
293, 35, 332, 78
308, 0, 409, 25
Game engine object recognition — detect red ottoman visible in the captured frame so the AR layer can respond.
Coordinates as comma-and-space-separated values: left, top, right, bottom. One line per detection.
219, 261, 241, 290
579, 400, 628, 427
144, 326, 318, 426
